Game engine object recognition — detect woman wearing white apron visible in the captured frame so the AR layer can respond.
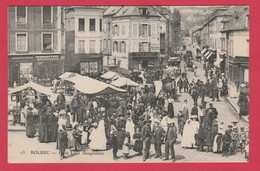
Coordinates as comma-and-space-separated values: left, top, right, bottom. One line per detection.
125, 117, 135, 145
230, 82, 238, 98
89, 119, 107, 150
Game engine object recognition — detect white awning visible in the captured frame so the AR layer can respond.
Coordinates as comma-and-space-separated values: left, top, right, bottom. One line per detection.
9, 82, 53, 96
214, 58, 224, 66
110, 77, 139, 87
100, 71, 122, 80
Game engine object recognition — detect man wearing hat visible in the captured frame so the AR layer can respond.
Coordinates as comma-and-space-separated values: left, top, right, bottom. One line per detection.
206, 103, 218, 119
152, 119, 166, 159
230, 127, 239, 155
163, 120, 177, 162
141, 119, 152, 161
239, 127, 247, 153
116, 113, 126, 150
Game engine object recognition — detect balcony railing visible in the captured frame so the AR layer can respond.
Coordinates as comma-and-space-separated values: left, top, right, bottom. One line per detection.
129, 52, 159, 58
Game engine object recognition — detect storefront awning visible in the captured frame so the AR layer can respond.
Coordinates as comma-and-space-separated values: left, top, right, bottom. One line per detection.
201, 48, 208, 54
9, 82, 53, 96
204, 51, 210, 57
206, 52, 214, 59
214, 58, 224, 67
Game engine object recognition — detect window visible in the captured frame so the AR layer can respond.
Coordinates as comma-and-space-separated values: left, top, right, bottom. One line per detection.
121, 41, 126, 53
133, 23, 138, 38
122, 24, 125, 35
89, 62, 98, 73
42, 33, 53, 51
90, 19, 96, 31
246, 15, 249, 28
80, 62, 89, 74
139, 8, 148, 15
78, 40, 85, 53
103, 39, 107, 51
16, 33, 27, 51
89, 40, 96, 53
79, 18, 85, 31
100, 40, 102, 53
42, 6, 52, 23
100, 19, 102, 32
140, 42, 148, 52
141, 24, 148, 36
16, 6, 27, 23
113, 41, 118, 52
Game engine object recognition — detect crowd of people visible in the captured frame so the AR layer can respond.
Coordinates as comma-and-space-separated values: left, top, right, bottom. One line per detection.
9, 54, 249, 162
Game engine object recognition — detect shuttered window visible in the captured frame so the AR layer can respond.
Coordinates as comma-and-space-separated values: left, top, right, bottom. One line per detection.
79, 18, 85, 31
17, 7, 26, 23
42, 34, 52, 51
16, 33, 27, 51
90, 19, 96, 31
89, 40, 96, 53
43, 6, 52, 23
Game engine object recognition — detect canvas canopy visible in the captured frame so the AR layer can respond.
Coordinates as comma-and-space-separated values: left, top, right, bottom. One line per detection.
65, 74, 126, 95
9, 82, 53, 96
110, 77, 139, 87
100, 71, 122, 80
59, 72, 78, 80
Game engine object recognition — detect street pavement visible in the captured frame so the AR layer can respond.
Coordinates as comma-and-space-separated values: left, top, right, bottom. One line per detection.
8, 59, 248, 163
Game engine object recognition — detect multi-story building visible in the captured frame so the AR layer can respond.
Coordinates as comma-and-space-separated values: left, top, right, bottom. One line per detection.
65, 6, 104, 77
221, 8, 249, 83
103, 6, 122, 71
8, 6, 65, 86
104, 6, 161, 74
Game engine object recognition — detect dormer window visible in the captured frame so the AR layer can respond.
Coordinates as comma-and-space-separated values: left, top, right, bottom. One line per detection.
246, 15, 249, 28
139, 8, 148, 16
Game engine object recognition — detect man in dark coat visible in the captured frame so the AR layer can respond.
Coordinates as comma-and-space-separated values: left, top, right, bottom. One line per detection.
177, 78, 184, 93
141, 119, 152, 161
71, 95, 81, 122
206, 103, 218, 119
191, 89, 199, 105
191, 104, 198, 117
222, 130, 231, 156
116, 114, 126, 150
212, 82, 220, 101
163, 121, 177, 162
183, 78, 189, 93
56, 92, 66, 108
152, 120, 166, 159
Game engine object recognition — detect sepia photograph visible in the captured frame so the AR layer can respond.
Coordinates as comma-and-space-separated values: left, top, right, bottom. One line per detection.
7, 5, 249, 163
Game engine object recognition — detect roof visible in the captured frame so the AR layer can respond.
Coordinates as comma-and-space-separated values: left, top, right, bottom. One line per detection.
221, 9, 249, 32
113, 6, 161, 18
103, 6, 122, 16
220, 6, 248, 16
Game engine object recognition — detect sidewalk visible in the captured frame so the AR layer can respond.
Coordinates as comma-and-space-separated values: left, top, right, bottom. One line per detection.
225, 95, 249, 123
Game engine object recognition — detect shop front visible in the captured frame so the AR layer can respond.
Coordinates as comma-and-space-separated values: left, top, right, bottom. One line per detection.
229, 56, 249, 83
129, 52, 160, 71
70, 53, 103, 78
8, 54, 64, 87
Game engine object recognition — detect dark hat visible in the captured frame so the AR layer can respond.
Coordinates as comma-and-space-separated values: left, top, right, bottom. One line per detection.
228, 125, 233, 128
117, 113, 125, 117
240, 127, 245, 131
233, 127, 238, 132
231, 121, 239, 124
209, 103, 213, 106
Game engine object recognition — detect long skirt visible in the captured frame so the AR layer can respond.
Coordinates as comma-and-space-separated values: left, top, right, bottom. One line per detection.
133, 140, 143, 153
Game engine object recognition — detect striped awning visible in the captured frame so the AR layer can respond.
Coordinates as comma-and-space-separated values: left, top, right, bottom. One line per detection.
206, 52, 213, 59
201, 48, 208, 54
36, 55, 59, 61
214, 58, 224, 67
204, 51, 211, 57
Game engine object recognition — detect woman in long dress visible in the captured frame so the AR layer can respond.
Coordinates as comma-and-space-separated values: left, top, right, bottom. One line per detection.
182, 117, 199, 148
182, 99, 189, 121
89, 119, 107, 150
230, 83, 238, 98
26, 111, 36, 138
125, 117, 135, 145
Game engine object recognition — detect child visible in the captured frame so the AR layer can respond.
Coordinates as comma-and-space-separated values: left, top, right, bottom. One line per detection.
123, 132, 131, 159
222, 130, 231, 157
72, 122, 82, 151
239, 127, 248, 153
133, 128, 143, 155
230, 127, 239, 155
